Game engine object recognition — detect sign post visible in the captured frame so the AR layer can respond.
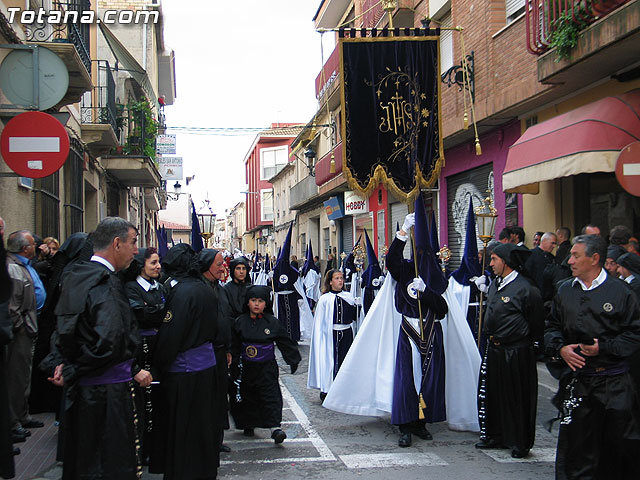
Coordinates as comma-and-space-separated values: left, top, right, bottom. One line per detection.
0, 111, 70, 178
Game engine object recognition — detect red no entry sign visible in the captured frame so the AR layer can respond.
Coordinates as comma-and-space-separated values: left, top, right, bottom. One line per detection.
1, 111, 70, 178
616, 142, 640, 197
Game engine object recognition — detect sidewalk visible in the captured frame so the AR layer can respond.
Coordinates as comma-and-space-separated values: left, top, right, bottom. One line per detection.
7, 413, 59, 480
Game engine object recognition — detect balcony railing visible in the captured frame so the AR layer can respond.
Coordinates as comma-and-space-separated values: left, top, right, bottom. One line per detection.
525, 0, 631, 55
316, 43, 340, 99
81, 60, 118, 135
25, 0, 92, 73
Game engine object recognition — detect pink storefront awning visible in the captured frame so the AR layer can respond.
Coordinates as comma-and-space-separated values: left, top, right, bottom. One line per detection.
503, 90, 640, 193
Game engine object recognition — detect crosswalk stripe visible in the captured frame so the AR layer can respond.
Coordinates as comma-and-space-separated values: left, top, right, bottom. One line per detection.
480, 447, 556, 463
339, 452, 448, 469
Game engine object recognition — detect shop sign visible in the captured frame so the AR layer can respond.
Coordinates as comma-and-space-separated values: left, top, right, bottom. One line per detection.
157, 156, 183, 180
344, 191, 368, 215
156, 134, 176, 154
324, 196, 344, 220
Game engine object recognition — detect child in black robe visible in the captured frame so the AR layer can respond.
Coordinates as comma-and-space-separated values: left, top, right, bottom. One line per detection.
229, 285, 301, 443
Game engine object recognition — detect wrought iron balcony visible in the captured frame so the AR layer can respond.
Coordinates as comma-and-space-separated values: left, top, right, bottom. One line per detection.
81, 61, 118, 134
25, 0, 92, 74
80, 60, 119, 155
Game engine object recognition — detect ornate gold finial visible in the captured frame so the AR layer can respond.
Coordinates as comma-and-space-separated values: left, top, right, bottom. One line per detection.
437, 245, 452, 273
381, 0, 398, 12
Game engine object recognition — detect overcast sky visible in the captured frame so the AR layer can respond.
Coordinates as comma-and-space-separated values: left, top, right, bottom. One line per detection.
161, 0, 334, 216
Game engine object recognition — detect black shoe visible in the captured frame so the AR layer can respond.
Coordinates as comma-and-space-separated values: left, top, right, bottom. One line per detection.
11, 433, 26, 443
511, 448, 529, 458
319, 392, 327, 401
12, 447, 20, 455
22, 420, 44, 428
271, 429, 286, 444
398, 433, 412, 447
413, 426, 433, 441
219, 444, 231, 453
475, 438, 502, 449
12, 426, 30, 437
243, 428, 254, 437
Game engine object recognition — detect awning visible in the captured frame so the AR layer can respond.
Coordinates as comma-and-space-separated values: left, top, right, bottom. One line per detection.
98, 23, 158, 109
503, 90, 640, 193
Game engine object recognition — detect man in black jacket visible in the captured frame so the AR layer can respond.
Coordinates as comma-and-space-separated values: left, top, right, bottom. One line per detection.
476, 243, 543, 459
545, 234, 640, 479
524, 232, 557, 293
49, 217, 147, 479
555, 227, 572, 265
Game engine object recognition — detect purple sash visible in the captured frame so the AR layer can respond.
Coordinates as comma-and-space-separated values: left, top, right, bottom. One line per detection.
581, 362, 628, 377
139, 329, 157, 337
78, 359, 133, 386
242, 342, 275, 362
168, 342, 216, 373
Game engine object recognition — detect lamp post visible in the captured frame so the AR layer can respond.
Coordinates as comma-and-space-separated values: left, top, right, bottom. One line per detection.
474, 192, 498, 348
197, 200, 216, 248
304, 146, 316, 177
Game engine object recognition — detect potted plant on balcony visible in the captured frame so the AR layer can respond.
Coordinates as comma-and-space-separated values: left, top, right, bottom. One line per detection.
123, 97, 159, 160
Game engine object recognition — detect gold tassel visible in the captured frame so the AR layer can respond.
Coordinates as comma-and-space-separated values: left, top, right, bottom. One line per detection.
329, 153, 336, 173
463, 112, 469, 130
418, 393, 426, 419
475, 139, 482, 156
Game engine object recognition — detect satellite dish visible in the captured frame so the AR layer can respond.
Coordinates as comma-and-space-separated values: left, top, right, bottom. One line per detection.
0, 46, 69, 110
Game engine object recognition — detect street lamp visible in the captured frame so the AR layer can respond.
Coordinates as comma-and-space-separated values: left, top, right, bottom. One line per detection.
197, 200, 216, 248
304, 146, 316, 177
474, 191, 498, 347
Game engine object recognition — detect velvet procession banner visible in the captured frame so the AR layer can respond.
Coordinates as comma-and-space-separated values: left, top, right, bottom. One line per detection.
339, 30, 444, 201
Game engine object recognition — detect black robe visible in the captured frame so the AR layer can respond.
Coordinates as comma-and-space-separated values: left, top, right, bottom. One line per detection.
479, 273, 543, 454
545, 274, 640, 479
125, 278, 166, 461
54, 260, 141, 480
229, 312, 300, 429
150, 275, 220, 480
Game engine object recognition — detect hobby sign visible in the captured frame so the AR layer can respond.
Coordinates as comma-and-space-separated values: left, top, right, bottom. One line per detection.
1, 111, 70, 178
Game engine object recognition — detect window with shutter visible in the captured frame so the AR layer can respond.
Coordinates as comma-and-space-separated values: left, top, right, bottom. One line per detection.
506, 0, 525, 23
440, 12, 453, 74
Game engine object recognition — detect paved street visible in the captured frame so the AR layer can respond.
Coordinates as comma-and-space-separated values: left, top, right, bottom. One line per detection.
143, 344, 560, 480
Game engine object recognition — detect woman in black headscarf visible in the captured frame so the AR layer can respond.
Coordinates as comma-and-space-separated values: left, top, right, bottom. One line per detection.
32, 233, 93, 415
123, 247, 166, 464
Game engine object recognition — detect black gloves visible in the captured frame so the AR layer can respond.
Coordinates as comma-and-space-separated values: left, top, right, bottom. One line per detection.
290, 363, 299, 375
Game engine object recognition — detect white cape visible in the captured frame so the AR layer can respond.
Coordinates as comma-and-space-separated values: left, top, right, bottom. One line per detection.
303, 270, 321, 303
273, 277, 314, 341
254, 270, 268, 286
441, 276, 482, 432
322, 272, 402, 416
307, 290, 356, 393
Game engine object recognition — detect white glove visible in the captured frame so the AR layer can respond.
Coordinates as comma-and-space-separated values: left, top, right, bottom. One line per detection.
268, 270, 274, 280
411, 277, 426, 293
473, 275, 489, 293
354, 296, 363, 306
378, 275, 385, 285
402, 213, 415, 233
345, 268, 351, 276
